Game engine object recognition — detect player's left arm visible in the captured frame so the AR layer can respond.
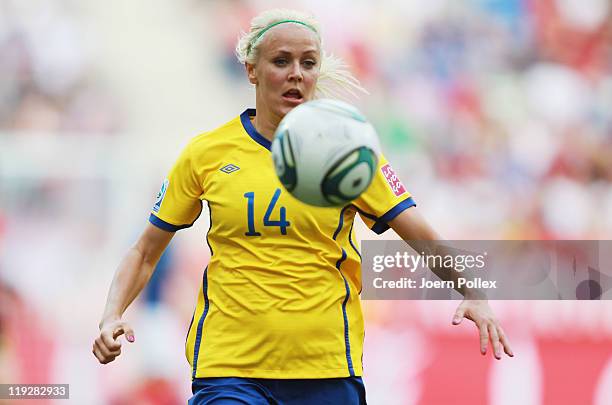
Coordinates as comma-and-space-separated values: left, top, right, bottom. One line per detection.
388, 207, 514, 359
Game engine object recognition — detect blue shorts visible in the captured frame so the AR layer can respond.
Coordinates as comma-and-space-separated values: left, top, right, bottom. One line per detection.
188, 377, 366, 405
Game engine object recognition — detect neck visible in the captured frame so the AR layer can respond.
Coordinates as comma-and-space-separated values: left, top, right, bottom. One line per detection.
252, 99, 281, 141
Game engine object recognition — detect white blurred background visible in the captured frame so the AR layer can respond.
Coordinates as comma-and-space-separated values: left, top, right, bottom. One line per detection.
1, 0, 611, 404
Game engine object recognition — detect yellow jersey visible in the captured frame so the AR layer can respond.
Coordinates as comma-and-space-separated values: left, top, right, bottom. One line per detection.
149, 109, 415, 379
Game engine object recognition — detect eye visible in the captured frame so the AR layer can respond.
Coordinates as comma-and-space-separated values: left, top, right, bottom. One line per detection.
302, 59, 317, 69
274, 58, 288, 66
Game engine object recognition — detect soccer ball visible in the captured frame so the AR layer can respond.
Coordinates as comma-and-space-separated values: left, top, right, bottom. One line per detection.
271, 99, 380, 207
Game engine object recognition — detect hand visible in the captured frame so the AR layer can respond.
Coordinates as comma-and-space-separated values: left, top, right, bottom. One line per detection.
93, 319, 135, 364
452, 299, 513, 360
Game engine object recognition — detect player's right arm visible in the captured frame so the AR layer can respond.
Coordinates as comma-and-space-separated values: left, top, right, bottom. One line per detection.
93, 137, 203, 364
93, 223, 175, 364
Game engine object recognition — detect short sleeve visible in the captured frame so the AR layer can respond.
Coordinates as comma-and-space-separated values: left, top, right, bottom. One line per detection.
352, 154, 416, 234
149, 141, 203, 232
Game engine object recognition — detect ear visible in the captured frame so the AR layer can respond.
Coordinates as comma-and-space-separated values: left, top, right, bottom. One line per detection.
246, 62, 257, 85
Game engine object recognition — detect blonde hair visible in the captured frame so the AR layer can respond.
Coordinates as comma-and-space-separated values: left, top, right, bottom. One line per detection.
235, 9, 367, 99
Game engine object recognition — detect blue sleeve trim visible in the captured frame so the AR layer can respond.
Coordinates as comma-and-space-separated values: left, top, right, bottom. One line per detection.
149, 211, 200, 232
371, 197, 417, 235
149, 214, 182, 231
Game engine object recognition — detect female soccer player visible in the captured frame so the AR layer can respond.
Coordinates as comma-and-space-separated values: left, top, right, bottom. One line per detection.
93, 9, 513, 404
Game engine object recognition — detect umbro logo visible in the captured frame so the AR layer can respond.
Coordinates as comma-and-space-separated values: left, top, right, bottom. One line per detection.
220, 164, 240, 174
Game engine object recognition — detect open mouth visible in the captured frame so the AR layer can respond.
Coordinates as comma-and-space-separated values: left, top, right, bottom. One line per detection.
282, 89, 303, 102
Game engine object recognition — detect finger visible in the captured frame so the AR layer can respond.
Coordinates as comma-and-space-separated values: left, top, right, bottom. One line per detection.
95, 339, 121, 361
100, 330, 121, 351
498, 327, 514, 357
452, 306, 465, 325
93, 344, 113, 364
113, 323, 136, 343
92, 344, 103, 362
479, 322, 489, 355
94, 339, 112, 359
98, 343, 121, 356
488, 323, 501, 360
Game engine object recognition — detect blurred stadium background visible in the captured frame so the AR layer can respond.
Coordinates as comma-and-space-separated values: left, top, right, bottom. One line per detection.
1, 0, 611, 404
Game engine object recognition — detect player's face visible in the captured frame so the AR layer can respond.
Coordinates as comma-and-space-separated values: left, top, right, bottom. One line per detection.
247, 24, 320, 119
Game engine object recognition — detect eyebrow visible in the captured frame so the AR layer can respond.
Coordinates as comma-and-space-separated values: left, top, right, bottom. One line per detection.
273, 49, 319, 56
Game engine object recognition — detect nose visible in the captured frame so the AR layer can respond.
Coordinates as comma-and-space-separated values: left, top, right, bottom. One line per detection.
287, 61, 303, 82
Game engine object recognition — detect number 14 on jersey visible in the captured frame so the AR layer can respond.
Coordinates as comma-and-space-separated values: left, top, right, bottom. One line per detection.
244, 188, 290, 236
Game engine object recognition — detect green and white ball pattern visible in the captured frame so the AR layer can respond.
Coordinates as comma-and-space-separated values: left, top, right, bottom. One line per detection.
271, 99, 380, 207
321, 147, 377, 205
271, 127, 297, 192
